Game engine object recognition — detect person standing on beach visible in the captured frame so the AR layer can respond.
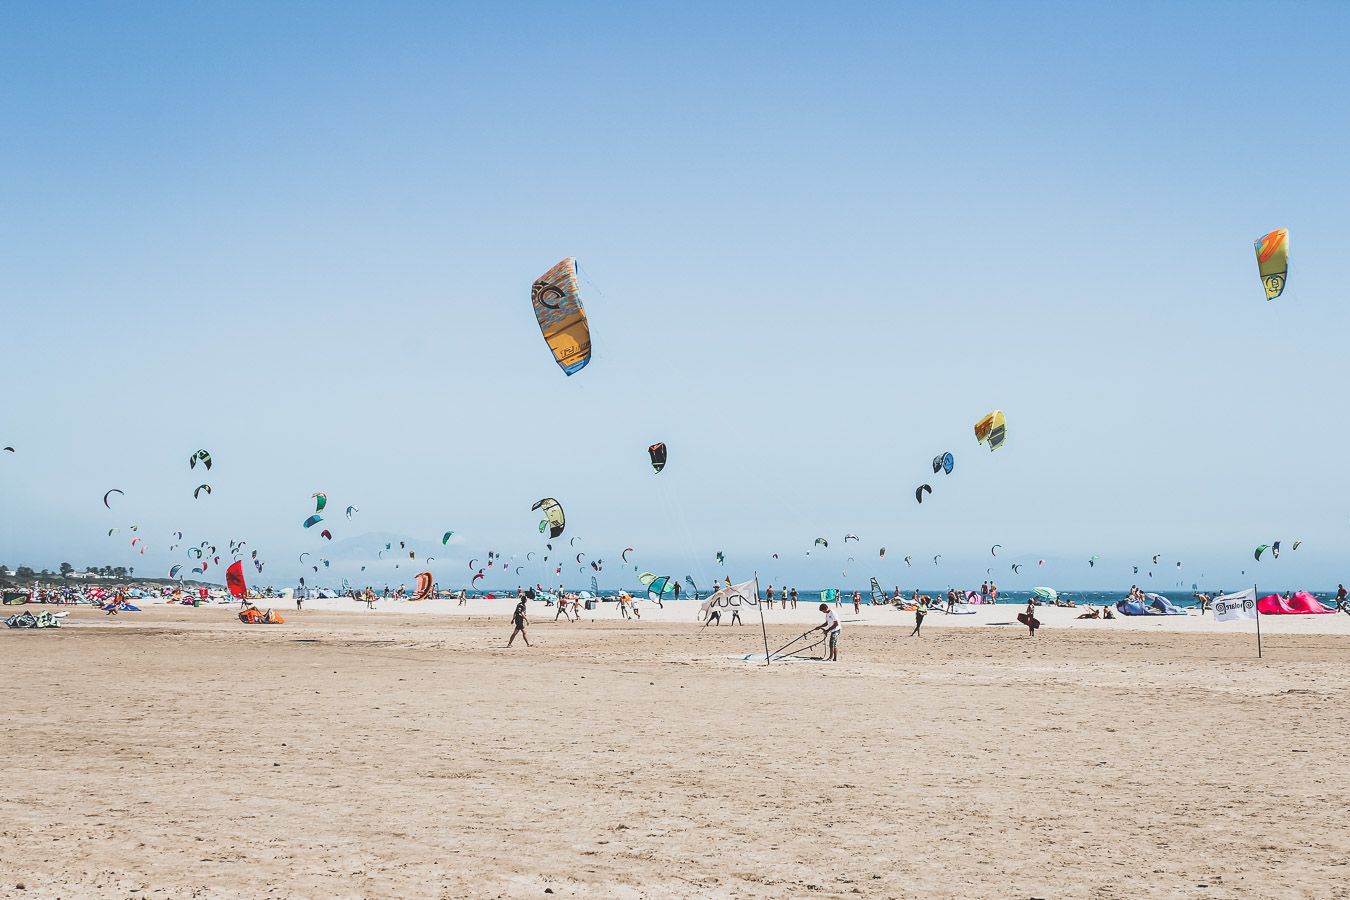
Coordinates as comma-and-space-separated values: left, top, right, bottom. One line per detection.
910, 604, 925, 637
814, 603, 841, 661
554, 595, 571, 622
508, 598, 531, 647
295, 592, 303, 611
852, 591, 861, 614
790, 587, 798, 609
1336, 584, 1348, 613
1024, 600, 1038, 637
765, 585, 774, 609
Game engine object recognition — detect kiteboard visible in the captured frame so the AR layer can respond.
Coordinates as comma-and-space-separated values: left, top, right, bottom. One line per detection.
1016, 612, 1040, 631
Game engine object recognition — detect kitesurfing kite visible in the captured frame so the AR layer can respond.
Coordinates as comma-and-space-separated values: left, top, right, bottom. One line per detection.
1012, 564, 1022, 574
532, 497, 565, 538
990, 544, 1002, 556
312, 492, 327, 512
814, 538, 829, 548
320, 529, 332, 541
716, 551, 725, 565
648, 442, 667, 473
974, 411, 1007, 451
1272, 541, 1281, 559
621, 547, 634, 562
915, 484, 932, 503
346, 506, 358, 519
844, 534, 859, 543
932, 452, 954, 474
193, 484, 211, 499
189, 449, 212, 471
303, 515, 322, 529
904, 556, 912, 567
442, 531, 454, 544
1254, 228, 1289, 300
103, 489, 123, 509
1254, 544, 1269, 561
412, 572, 433, 601
1088, 555, 1100, 567
531, 257, 591, 375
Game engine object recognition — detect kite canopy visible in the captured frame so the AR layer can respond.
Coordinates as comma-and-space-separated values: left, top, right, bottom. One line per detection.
532, 497, 565, 538
346, 505, 358, 519
990, 544, 1002, 556
193, 484, 211, 499
442, 531, 454, 545
303, 515, 323, 529
103, 488, 124, 509
226, 561, 247, 599
531, 257, 591, 375
942, 452, 954, 474
974, 411, 1007, 451
648, 442, 667, 473
814, 537, 829, 548
1254, 544, 1269, 561
915, 484, 932, 503
411, 572, 433, 602
189, 449, 212, 471
312, 492, 327, 512
1253, 228, 1289, 300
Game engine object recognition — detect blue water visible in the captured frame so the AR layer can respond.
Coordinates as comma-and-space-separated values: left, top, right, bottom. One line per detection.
580, 588, 1202, 606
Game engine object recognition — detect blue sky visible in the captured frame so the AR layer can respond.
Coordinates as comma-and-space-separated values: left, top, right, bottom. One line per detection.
2, 2, 1347, 592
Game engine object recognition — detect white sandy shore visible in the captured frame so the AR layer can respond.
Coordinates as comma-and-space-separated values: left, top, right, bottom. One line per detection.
126, 592, 1350, 635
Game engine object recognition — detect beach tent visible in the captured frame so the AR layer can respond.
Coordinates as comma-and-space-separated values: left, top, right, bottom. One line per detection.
1144, 593, 1186, 615
1257, 592, 1333, 615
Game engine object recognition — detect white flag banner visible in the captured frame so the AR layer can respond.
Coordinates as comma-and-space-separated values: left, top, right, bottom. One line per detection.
700, 578, 760, 617
1213, 588, 1258, 622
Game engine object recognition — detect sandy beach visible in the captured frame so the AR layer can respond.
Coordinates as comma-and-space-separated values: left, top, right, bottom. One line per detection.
4, 605, 1348, 898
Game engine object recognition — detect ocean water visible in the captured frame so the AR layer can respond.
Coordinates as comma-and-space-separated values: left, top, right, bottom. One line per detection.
583, 588, 1340, 607
580, 588, 1192, 606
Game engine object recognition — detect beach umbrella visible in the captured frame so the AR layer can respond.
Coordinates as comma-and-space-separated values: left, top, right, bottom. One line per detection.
1032, 586, 1057, 602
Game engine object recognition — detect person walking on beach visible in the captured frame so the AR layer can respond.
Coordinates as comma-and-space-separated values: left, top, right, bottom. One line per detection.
508, 598, 531, 647
1336, 584, 1348, 614
554, 595, 571, 622
910, 604, 925, 637
814, 603, 841, 661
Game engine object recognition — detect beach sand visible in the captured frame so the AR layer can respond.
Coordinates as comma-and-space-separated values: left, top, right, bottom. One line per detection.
3, 605, 1349, 898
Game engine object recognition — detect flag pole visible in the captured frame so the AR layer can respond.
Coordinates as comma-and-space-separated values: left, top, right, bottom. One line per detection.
755, 573, 770, 666
1254, 582, 1262, 659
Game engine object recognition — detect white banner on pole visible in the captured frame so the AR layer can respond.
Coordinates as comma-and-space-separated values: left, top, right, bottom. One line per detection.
1213, 588, 1258, 622
700, 578, 760, 616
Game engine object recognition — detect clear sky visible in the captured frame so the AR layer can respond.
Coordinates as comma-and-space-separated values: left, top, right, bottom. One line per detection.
2, 2, 1347, 593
